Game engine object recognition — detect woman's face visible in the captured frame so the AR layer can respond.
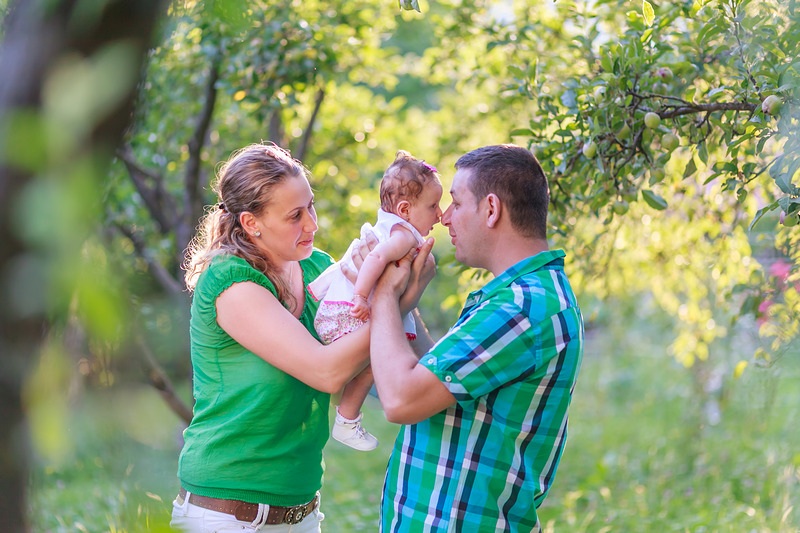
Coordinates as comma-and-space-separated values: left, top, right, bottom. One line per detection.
252, 175, 318, 264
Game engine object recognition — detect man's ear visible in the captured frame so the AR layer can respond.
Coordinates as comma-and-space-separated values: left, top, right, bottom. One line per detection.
239, 211, 259, 236
485, 193, 501, 228
397, 200, 411, 221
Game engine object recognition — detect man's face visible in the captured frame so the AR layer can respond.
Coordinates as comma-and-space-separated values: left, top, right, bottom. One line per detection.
441, 168, 485, 268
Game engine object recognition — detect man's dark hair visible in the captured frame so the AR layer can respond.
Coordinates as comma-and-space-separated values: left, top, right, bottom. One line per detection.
455, 144, 549, 239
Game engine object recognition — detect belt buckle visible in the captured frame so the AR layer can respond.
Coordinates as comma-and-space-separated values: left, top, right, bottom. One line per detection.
284, 503, 307, 525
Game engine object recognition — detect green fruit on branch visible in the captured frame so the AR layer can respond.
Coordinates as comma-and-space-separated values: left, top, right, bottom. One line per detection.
613, 200, 630, 215
780, 210, 799, 227
399, 0, 421, 11
582, 140, 597, 158
762, 94, 783, 116
661, 132, 680, 151
593, 86, 607, 101
618, 123, 632, 140
655, 67, 673, 82
644, 112, 661, 129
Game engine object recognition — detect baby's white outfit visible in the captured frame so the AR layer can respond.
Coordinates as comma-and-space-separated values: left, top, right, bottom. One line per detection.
308, 209, 424, 345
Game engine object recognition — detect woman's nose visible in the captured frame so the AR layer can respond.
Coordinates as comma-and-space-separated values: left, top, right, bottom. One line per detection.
305, 212, 318, 232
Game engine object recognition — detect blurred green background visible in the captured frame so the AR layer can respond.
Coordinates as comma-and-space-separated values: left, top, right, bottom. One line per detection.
2, 0, 799, 531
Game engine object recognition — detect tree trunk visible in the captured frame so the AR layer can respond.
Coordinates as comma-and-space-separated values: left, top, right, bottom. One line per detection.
0, 0, 166, 530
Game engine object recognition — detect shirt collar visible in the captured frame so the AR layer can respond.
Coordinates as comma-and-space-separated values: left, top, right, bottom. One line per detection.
463, 249, 566, 309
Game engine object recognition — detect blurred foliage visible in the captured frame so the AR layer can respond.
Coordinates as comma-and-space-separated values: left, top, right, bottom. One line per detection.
17, 0, 782, 426
6, 0, 797, 488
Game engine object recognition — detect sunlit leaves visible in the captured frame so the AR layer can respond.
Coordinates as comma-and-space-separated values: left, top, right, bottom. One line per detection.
642, 1, 655, 27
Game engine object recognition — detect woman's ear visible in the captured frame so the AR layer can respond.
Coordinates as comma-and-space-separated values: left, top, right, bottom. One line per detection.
239, 211, 259, 236
396, 200, 411, 221
485, 193, 501, 228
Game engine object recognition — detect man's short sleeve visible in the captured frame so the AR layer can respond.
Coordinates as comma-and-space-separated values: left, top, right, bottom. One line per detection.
420, 286, 544, 408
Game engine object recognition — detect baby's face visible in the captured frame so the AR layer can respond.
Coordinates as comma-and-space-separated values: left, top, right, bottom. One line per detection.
407, 181, 443, 236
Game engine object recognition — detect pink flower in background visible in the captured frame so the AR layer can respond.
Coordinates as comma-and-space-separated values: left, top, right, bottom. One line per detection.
757, 299, 774, 326
769, 259, 792, 283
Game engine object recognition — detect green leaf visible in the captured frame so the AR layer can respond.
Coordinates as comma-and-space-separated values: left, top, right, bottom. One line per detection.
509, 128, 534, 137
748, 201, 779, 231
508, 65, 525, 78
683, 158, 697, 179
741, 162, 757, 178
642, 1, 655, 27
560, 90, 578, 110
698, 142, 709, 165
642, 189, 668, 210
773, 169, 795, 194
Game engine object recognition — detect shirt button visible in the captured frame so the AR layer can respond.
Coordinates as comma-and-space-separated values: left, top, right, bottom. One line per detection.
445, 375, 452, 382
427, 358, 435, 364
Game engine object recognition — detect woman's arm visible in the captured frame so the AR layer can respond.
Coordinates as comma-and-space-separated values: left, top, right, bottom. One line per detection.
216, 282, 370, 394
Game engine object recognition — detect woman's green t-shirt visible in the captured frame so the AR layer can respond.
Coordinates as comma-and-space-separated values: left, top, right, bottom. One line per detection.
177, 250, 334, 506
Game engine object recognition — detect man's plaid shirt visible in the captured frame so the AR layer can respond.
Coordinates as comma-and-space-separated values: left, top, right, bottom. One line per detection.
381, 250, 584, 532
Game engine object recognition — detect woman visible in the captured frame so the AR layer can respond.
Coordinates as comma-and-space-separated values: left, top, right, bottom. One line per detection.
170, 143, 432, 532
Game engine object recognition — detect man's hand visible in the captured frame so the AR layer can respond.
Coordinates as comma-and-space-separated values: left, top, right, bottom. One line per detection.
373, 237, 436, 313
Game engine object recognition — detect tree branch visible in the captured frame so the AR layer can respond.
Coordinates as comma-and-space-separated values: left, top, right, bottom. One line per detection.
296, 86, 326, 162
268, 108, 284, 146
135, 334, 193, 424
114, 222, 184, 295
179, 51, 221, 257
116, 144, 175, 233
659, 101, 757, 119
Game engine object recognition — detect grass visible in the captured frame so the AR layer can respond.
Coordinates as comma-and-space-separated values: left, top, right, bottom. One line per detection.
28, 316, 800, 532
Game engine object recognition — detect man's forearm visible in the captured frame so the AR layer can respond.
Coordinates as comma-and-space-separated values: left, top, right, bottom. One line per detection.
369, 291, 421, 412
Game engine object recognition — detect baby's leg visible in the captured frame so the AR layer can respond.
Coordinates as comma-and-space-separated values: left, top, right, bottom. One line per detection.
333, 366, 378, 451
337, 366, 373, 419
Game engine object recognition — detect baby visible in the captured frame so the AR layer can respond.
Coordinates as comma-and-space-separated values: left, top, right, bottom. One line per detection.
308, 150, 442, 451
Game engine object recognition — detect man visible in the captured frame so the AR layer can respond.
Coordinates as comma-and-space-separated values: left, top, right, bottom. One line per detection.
369, 144, 584, 532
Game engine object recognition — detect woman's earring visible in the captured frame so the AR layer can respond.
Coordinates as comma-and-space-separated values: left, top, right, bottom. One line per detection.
254, 231, 261, 237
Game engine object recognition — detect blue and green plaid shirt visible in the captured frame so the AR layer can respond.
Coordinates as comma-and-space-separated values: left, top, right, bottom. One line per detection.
381, 250, 584, 532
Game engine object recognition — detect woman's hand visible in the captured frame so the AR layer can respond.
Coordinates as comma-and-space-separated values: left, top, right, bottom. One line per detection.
341, 230, 379, 284
372, 237, 436, 314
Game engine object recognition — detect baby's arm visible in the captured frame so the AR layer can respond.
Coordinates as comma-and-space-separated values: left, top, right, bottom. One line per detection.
350, 226, 418, 320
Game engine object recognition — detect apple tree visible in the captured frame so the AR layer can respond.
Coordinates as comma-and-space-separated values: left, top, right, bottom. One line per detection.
424, 0, 799, 414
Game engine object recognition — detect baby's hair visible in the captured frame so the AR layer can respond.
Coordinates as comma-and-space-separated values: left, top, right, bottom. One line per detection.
379, 150, 440, 213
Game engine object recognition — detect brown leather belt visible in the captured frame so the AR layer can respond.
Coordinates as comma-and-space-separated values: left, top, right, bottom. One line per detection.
178, 487, 317, 525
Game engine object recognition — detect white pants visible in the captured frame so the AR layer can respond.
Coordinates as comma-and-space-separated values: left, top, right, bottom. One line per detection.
170, 490, 324, 533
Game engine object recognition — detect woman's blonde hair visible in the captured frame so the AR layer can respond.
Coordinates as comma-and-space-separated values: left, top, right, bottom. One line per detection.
183, 143, 310, 308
